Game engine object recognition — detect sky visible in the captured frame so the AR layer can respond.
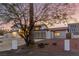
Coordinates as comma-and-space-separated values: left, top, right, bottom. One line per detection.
1, 3, 79, 30
48, 3, 79, 28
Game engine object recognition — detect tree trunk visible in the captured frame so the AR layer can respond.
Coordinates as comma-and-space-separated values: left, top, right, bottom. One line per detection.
24, 34, 35, 47
28, 3, 35, 47
23, 3, 35, 48
24, 35, 29, 47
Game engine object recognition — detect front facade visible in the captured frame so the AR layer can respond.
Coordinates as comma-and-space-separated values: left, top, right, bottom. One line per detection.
33, 26, 68, 40
34, 23, 79, 40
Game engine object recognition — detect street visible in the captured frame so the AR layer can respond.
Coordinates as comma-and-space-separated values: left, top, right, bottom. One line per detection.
0, 46, 79, 56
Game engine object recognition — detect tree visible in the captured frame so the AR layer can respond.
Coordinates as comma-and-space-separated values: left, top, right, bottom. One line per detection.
0, 3, 76, 47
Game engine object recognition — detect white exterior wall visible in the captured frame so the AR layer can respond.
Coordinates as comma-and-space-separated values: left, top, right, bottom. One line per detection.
46, 31, 52, 39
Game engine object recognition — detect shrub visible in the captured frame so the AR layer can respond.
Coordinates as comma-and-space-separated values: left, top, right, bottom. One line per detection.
66, 32, 71, 39
0, 30, 5, 36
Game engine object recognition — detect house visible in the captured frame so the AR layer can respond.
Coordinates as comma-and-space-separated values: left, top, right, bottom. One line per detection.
34, 23, 79, 52
34, 23, 79, 39
34, 25, 68, 40
1, 23, 79, 52
11, 23, 68, 40
68, 23, 79, 38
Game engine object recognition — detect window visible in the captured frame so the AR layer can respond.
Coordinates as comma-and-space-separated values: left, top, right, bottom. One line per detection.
73, 32, 79, 35
33, 31, 46, 39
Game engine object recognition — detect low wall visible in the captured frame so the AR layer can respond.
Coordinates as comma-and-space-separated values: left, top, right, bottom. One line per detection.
1, 38, 79, 52
36, 39, 79, 52
49, 38, 79, 52
0, 39, 12, 51
70, 39, 79, 52
48, 39, 79, 52
36, 39, 64, 52
48, 39, 64, 52
0, 37, 25, 51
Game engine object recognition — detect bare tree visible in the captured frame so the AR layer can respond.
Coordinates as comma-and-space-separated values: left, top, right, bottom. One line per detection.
0, 3, 76, 47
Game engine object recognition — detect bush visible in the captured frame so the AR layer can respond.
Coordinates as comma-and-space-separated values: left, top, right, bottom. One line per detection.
66, 32, 71, 39
0, 30, 5, 36
38, 43, 45, 48
52, 43, 57, 46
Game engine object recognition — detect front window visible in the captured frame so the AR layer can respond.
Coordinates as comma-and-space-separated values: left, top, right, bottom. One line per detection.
33, 31, 46, 39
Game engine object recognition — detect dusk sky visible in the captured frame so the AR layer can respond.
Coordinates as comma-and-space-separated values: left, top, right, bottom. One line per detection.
48, 3, 79, 28
1, 3, 79, 30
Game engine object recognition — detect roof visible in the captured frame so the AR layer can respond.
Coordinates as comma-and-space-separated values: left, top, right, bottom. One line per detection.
68, 23, 79, 25
11, 23, 68, 31
49, 27, 68, 31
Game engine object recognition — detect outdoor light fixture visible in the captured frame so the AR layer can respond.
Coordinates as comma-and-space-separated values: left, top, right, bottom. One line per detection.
54, 32, 60, 37
35, 27, 40, 30
12, 32, 17, 37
